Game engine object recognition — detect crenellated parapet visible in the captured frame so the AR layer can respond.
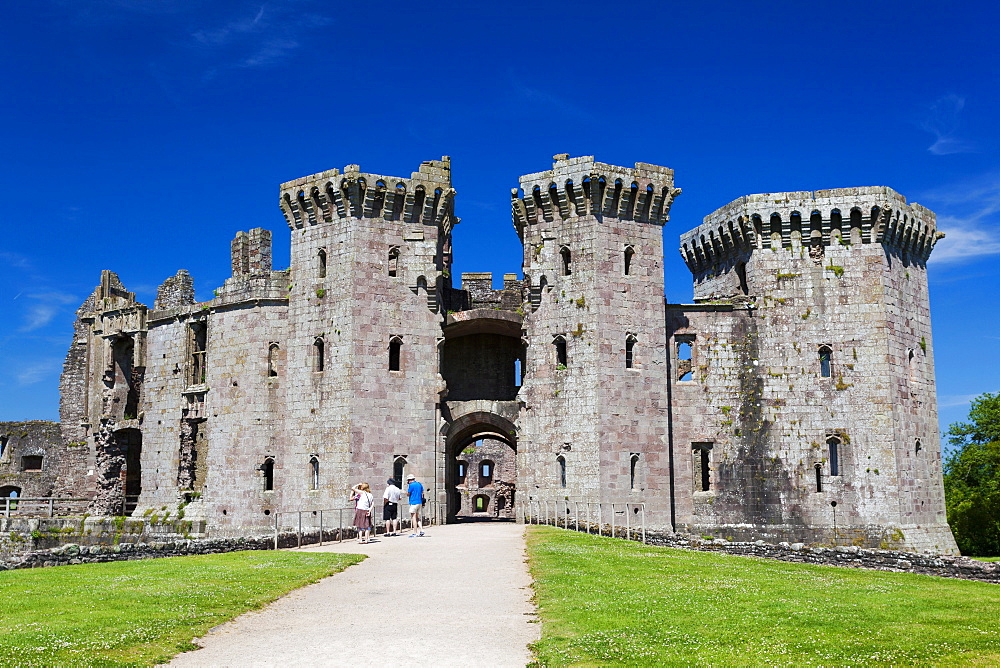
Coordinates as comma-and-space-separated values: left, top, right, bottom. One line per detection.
679, 186, 944, 273
511, 154, 681, 239
278, 157, 457, 233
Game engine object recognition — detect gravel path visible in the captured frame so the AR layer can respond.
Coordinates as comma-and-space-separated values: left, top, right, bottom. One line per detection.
167, 521, 539, 667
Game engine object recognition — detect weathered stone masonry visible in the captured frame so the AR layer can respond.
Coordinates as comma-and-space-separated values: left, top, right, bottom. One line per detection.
21, 154, 956, 554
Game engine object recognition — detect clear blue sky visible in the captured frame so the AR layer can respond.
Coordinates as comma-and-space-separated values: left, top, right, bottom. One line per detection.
2, 0, 997, 442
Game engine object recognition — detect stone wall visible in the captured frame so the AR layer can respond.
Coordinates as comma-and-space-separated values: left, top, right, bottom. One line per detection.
0, 421, 64, 499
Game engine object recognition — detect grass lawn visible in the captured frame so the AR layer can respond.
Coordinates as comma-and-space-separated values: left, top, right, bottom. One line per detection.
527, 526, 1000, 667
0, 550, 364, 667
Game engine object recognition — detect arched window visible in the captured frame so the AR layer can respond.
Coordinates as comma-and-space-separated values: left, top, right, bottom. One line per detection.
388, 247, 400, 277
393, 455, 407, 485
915, 439, 922, 455
630, 453, 640, 490
313, 337, 325, 373
389, 337, 402, 371
473, 494, 490, 512
819, 346, 832, 378
480, 460, 494, 486
413, 187, 426, 224
268, 343, 280, 377
624, 245, 635, 275
553, 336, 568, 368
309, 456, 319, 490
557, 455, 567, 488
262, 457, 275, 491
317, 248, 327, 279
625, 334, 637, 369
827, 437, 841, 476
560, 246, 572, 276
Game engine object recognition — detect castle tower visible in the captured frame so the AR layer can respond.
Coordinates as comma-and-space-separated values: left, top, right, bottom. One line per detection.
672, 187, 957, 552
278, 158, 455, 516
513, 155, 681, 526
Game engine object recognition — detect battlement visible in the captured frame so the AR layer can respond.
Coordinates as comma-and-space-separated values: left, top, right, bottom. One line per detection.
511, 154, 681, 238
231, 228, 272, 277
278, 157, 456, 231
679, 187, 944, 272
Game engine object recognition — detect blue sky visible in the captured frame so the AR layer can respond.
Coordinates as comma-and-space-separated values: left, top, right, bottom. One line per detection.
1, 0, 997, 442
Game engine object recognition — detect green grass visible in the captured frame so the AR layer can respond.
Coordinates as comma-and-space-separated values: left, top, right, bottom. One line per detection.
0, 550, 364, 667
527, 526, 1000, 666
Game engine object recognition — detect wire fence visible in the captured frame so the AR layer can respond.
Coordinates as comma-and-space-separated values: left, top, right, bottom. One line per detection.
272, 502, 436, 549
517, 499, 646, 543
0, 497, 91, 518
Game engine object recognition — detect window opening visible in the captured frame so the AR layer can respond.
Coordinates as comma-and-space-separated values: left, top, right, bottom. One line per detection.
624, 245, 635, 275
557, 455, 567, 488
0, 435, 7, 458
693, 443, 712, 491
313, 337, 325, 372
625, 335, 637, 369
480, 460, 493, 485
474, 495, 489, 512
262, 458, 274, 491
21, 455, 43, 472
815, 464, 823, 492
393, 455, 407, 484
514, 358, 522, 387
819, 346, 832, 378
190, 322, 207, 385
310, 456, 319, 490
735, 262, 749, 295
389, 337, 402, 371
677, 337, 693, 381
317, 248, 327, 279
268, 343, 280, 377
630, 453, 640, 490
554, 336, 568, 367
827, 437, 841, 476
457, 461, 467, 483
560, 246, 572, 276
388, 247, 400, 277
915, 439, 922, 455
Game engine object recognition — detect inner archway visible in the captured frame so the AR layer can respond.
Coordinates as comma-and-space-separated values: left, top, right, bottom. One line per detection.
444, 412, 517, 522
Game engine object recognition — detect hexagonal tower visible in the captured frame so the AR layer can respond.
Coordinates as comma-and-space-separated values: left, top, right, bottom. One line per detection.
277, 158, 454, 515
513, 155, 681, 526
671, 187, 957, 552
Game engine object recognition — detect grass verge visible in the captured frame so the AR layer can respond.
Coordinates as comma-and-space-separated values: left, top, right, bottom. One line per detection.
527, 526, 1000, 666
0, 550, 364, 666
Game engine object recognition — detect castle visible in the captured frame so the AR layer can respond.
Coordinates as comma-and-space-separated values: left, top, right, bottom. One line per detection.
1, 154, 958, 553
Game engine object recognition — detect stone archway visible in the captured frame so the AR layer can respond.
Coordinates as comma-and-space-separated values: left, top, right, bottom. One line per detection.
444, 411, 517, 522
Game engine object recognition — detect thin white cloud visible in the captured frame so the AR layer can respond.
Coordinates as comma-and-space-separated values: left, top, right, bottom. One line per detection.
19, 292, 79, 332
938, 393, 982, 408
920, 94, 977, 156
16, 359, 63, 386
920, 173, 1000, 264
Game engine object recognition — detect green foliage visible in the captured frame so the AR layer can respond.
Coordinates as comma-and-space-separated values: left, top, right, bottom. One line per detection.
826, 264, 845, 278
920, 336, 928, 353
944, 392, 1000, 556
0, 551, 363, 666
315, 288, 326, 299
526, 526, 1000, 666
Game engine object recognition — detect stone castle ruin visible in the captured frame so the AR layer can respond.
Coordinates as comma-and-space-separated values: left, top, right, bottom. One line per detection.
3, 154, 958, 553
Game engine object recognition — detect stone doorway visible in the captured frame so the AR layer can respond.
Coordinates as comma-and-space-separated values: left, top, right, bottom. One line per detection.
118, 428, 142, 515
444, 413, 517, 522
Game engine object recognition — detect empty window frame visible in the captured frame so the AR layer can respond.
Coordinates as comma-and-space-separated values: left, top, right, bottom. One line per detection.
0, 435, 7, 458
21, 455, 43, 472
553, 336, 568, 367
819, 346, 832, 378
557, 455, 567, 488
389, 337, 402, 371
815, 464, 823, 492
514, 358, 523, 387
625, 334, 637, 369
317, 248, 327, 279
388, 247, 400, 277
313, 337, 325, 372
624, 245, 635, 276
559, 246, 572, 276
630, 453, 640, 490
480, 460, 494, 485
676, 336, 694, 381
827, 436, 841, 476
309, 456, 319, 490
735, 261, 749, 295
189, 321, 207, 385
915, 439, 922, 455
692, 443, 712, 492
457, 461, 467, 483
267, 343, 280, 377
393, 455, 407, 484
262, 457, 275, 491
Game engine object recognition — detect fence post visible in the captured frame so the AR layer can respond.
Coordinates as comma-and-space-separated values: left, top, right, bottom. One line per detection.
574, 501, 579, 532
48, 498, 54, 517
611, 503, 616, 539
626, 503, 631, 541
338, 509, 344, 543
641, 504, 646, 544
273, 512, 279, 550
319, 510, 324, 547
297, 511, 302, 549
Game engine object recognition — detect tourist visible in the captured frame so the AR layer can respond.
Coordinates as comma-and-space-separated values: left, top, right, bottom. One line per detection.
406, 474, 425, 537
351, 482, 374, 544
382, 478, 402, 536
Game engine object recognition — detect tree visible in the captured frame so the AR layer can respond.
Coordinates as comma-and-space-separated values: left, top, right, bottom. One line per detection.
943, 392, 1000, 556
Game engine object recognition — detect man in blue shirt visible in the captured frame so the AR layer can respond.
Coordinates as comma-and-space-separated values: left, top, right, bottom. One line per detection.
406, 474, 425, 537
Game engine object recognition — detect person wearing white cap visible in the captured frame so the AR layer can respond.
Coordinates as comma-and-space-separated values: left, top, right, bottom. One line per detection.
406, 474, 425, 537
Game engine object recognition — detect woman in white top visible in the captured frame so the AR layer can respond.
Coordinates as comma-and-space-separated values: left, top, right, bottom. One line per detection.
351, 483, 374, 544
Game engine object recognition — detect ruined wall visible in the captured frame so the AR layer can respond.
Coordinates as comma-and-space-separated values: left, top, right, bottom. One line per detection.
0, 421, 63, 499
514, 155, 679, 528
452, 437, 516, 517
673, 188, 955, 553
279, 160, 453, 522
